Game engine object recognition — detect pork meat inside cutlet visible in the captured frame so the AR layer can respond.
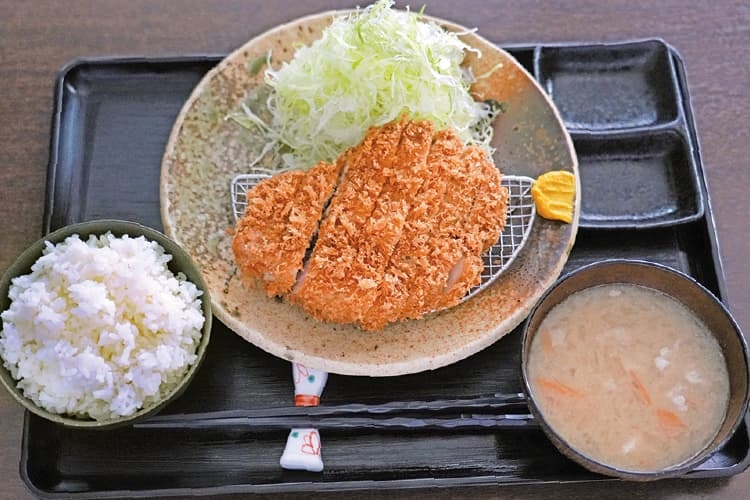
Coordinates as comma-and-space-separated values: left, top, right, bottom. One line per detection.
232, 160, 341, 297
290, 119, 407, 323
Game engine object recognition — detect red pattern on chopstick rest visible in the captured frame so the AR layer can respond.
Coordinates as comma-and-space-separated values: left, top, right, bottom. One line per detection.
295, 394, 320, 407
300, 430, 321, 456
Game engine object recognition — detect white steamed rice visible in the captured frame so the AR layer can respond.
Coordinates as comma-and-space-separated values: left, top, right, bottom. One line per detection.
0, 232, 205, 421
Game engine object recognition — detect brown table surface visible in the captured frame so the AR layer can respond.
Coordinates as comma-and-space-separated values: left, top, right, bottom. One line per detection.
1, 0, 749, 498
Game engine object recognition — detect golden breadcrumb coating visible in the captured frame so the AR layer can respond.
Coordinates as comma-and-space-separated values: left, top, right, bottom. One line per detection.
432, 143, 509, 312
290, 119, 406, 322
232, 170, 303, 296
292, 119, 435, 326
364, 128, 463, 329
233, 117, 509, 330
232, 160, 341, 296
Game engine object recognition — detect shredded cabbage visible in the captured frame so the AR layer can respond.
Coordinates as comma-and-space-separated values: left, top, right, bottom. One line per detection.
236, 0, 495, 171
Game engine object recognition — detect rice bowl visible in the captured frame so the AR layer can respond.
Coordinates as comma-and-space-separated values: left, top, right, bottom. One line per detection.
0, 220, 212, 428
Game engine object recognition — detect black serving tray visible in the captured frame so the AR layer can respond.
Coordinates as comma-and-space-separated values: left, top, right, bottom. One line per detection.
21, 40, 749, 498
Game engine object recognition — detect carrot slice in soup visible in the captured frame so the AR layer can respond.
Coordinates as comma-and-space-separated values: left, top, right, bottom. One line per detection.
628, 370, 652, 405
657, 408, 686, 430
535, 378, 584, 398
541, 329, 554, 353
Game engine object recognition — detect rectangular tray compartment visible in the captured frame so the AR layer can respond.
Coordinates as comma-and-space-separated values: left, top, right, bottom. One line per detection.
574, 130, 703, 228
565, 223, 721, 297
536, 39, 680, 131
46, 57, 219, 231
22, 42, 750, 498
504, 44, 535, 75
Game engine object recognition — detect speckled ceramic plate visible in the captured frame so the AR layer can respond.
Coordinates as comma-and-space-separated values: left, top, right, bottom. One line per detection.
160, 10, 579, 376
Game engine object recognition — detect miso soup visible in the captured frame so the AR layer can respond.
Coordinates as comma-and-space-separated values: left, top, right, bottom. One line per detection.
527, 283, 730, 472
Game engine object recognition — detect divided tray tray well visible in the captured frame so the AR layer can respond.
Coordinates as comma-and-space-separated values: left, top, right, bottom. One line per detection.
23, 39, 748, 497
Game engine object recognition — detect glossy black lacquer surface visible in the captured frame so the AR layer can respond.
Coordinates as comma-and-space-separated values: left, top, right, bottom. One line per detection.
23, 41, 749, 498
536, 40, 704, 228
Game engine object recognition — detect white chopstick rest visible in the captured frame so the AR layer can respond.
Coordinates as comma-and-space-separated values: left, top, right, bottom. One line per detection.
280, 428, 324, 472
291, 363, 328, 406
280, 363, 329, 472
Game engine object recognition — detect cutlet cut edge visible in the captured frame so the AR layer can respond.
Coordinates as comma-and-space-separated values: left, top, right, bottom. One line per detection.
455, 147, 509, 253
290, 119, 407, 323
285, 159, 346, 293
296, 162, 347, 276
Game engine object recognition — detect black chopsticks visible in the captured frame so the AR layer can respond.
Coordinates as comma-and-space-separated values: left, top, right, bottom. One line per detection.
133, 392, 537, 432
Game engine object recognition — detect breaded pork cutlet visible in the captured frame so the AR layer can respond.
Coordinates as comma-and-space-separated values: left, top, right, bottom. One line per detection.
361, 128, 508, 330
291, 119, 434, 325
426, 139, 509, 312
232, 160, 341, 296
232, 117, 509, 330
363, 128, 463, 328
290, 119, 407, 323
